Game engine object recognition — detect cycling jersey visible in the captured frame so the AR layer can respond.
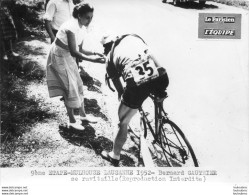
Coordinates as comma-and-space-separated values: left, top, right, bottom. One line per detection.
106, 34, 166, 86
106, 34, 169, 109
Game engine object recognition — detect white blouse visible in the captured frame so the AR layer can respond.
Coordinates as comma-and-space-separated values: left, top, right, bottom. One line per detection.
43, 0, 74, 30
56, 18, 87, 47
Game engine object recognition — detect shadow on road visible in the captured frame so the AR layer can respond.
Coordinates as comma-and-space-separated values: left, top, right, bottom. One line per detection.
80, 68, 102, 93
59, 124, 111, 155
58, 124, 136, 167
84, 98, 109, 121
71, 97, 108, 121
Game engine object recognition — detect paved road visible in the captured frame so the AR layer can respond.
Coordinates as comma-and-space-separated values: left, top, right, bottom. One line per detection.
84, 0, 248, 181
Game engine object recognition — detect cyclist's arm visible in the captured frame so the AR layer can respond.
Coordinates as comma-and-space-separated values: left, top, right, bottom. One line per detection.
112, 77, 124, 100
106, 57, 124, 98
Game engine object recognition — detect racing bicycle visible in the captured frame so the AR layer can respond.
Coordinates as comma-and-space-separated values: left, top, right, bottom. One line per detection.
106, 76, 199, 167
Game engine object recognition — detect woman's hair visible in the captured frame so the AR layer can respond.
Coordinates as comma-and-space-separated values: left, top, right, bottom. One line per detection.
72, 2, 94, 18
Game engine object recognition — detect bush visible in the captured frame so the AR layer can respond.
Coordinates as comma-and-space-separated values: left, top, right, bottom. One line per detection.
5, 0, 45, 38
0, 65, 51, 142
0, 0, 49, 142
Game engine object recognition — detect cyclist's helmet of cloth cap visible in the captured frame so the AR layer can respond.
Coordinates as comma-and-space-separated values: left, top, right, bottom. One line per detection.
101, 34, 118, 45
101, 34, 119, 55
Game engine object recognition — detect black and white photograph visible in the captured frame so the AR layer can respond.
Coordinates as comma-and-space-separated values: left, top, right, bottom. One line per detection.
1, 0, 249, 194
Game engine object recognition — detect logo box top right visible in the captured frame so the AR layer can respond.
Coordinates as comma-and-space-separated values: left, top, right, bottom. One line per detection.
198, 13, 241, 39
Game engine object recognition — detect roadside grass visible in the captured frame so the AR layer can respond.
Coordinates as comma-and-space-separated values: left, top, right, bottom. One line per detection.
9, 0, 46, 39
0, 0, 47, 143
0, 54, 55, 144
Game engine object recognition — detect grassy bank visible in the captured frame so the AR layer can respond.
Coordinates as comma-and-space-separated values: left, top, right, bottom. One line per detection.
1, 0, 47, 142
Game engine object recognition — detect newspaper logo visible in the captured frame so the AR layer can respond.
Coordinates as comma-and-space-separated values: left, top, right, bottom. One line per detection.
205, 16, 235, 23
204, 29, 235, 36
199, 13, 241, 39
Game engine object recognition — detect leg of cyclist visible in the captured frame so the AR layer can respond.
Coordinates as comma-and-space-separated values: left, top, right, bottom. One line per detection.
109, 102, 137, 160
101, 79, 150, 165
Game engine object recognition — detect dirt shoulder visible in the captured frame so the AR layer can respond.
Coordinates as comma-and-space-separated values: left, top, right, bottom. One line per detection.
0, 0, 140, 168
0, 35, 140, 167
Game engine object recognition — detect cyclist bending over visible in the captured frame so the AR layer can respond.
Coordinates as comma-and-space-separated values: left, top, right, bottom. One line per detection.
101, 34, 169, 166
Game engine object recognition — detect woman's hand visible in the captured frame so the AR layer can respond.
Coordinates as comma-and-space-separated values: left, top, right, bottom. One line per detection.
94, 52, 105, 58
93, 56, 106, 64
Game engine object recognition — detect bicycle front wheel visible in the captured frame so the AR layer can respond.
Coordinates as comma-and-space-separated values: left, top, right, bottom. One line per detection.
159, 119, 199, 167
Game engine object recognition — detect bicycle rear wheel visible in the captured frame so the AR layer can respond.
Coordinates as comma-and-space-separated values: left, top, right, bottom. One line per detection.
158, 119, 199, 167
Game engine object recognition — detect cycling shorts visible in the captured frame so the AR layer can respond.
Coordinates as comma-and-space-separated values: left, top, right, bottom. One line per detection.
121, 71, 169, 109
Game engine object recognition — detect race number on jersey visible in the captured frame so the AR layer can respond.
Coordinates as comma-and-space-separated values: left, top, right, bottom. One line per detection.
130, 56, 159, 86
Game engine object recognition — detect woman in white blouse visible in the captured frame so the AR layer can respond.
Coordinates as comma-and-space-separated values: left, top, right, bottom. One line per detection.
46, 2, 105, 130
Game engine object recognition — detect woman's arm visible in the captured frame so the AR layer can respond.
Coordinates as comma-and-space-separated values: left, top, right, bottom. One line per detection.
45, 20, 56, 42
67, 30, 105, 63
80, 47, 104, 57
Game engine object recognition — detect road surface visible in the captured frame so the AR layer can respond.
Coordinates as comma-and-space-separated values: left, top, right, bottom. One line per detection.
84, 0, 249, 182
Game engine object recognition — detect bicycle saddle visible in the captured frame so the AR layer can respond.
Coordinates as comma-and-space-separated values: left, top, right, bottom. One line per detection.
150, 92, 168, 102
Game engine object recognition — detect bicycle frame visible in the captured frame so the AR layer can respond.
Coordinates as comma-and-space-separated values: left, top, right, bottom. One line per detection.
106, 76, 198, 166
138, 94, 168, 143
136, 95, 172, 165
138, 94, 195, 166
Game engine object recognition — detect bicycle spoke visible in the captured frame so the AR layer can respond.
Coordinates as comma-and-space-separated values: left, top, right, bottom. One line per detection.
158, 120, 198, 167
133, 99, 198, 167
